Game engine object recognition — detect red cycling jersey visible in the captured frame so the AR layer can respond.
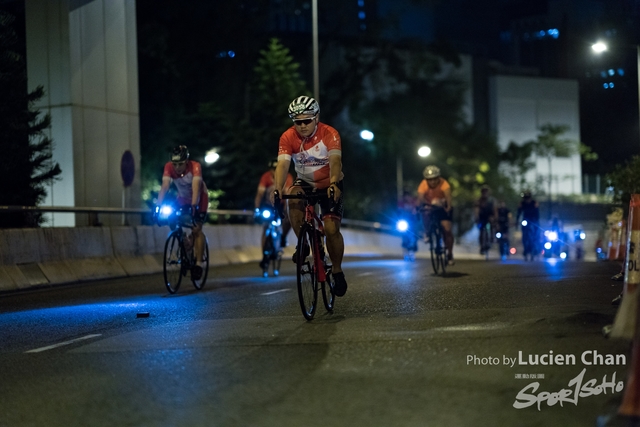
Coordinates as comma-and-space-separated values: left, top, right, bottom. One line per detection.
162, 160, 209, 212
277, 122, 343, 188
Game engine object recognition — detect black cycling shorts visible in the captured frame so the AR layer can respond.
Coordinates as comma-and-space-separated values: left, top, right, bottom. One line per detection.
290, 178, 344, 220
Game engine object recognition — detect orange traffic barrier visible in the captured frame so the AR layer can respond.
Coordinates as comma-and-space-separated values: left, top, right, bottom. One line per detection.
613, 195, 640, 416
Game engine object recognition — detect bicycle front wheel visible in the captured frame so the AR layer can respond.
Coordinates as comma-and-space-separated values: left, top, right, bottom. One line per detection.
429, 228, 441, 275
192, 238, 209, 290
163, 232, 183, 294
296, 224, 318, 320
322, 266, 335, 312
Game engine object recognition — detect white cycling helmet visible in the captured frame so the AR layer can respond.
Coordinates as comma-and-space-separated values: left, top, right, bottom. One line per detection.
288, 96, 320, 118
423, 165, 440, 179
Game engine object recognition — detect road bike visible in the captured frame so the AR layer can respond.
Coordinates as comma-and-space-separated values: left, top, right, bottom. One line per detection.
421, 205, 447, 276
478, 221, 492, 260
156, 204, 210, 294
275, 189, 335, 320
257, 208, 283, 277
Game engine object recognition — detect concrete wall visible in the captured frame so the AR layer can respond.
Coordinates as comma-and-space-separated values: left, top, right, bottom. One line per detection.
25, 0, 141, 227
0, 225, 401, 293
489, 75, 582, 195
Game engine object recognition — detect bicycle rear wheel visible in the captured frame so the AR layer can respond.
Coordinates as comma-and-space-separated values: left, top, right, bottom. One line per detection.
163, 232, 183, 294
192, 238, 209, 290
296, 224, 318, 320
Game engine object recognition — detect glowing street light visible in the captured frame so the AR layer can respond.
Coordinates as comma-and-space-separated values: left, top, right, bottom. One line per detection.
417, 146, 431, 158
360, 130, 374, 141
205, 150, 220, 164
591, 41, 608, 54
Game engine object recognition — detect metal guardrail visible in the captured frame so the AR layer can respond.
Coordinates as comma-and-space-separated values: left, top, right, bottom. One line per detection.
0, 205, 395, 232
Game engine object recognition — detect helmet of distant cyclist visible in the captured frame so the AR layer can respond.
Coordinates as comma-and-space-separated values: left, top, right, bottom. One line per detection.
423, 165, 440, 179
287, 96, 320, 118
522, 190, 532, 199
171, 145, 189, 162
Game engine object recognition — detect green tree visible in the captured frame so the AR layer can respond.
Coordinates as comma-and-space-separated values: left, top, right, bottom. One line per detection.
607, 155, 640, 213
0, 11, 61, 228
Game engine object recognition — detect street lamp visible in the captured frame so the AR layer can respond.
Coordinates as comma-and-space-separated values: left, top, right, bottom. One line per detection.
591, 40, 640, 147
205, 149, 220, 164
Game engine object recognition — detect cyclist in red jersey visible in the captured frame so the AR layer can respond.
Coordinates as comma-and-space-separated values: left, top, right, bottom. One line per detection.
271, 96, 348, 297
254, 160, 294, 248
417, 165, 455, 265
156, 145, 209, 280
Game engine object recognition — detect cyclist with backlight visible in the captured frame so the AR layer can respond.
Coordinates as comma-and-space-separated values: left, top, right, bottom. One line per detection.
254, 160, 294, 270
271, 96, 348, 297
516, 190, 540, 260
474, 185, 497, 255
155, 145, 208, 280
418, 165, 455, 265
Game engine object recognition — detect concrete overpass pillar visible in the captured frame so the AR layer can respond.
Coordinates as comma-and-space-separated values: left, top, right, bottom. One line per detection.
25, 0, 140, 226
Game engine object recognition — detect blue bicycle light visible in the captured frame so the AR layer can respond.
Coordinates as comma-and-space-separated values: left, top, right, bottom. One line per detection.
521, 220, 528, 227
496, 232, 502, 239
396, 219, 409, 232
158, 205, 174, 220
261, 209, 272, 220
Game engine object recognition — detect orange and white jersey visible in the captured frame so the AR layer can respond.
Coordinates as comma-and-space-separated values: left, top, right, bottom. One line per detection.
277, 122, 343, 188
417, 178, 451, 208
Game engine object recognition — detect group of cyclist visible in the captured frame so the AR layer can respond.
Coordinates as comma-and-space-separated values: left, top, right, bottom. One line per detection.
153, 96, 349, 297
471, 186, 541, 260
153, 94, 546, 298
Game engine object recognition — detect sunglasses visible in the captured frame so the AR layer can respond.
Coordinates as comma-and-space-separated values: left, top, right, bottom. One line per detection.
292, 116, 316, 125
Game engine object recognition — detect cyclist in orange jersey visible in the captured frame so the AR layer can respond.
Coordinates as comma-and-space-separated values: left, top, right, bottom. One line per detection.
417, 165, 455, 265
271, 96, 348, 297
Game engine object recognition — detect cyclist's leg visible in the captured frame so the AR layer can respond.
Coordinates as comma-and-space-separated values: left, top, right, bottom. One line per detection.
420, 209, 432, 243
441, 219, 454, 262
323, 215, 344, 273
287, 180, 307, 240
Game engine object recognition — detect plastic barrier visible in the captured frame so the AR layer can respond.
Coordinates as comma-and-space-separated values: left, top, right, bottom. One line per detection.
611, 194, 640, 416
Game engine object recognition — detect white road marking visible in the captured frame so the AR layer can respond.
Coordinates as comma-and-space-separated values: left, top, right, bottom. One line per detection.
261, 289, 291, 296
25, 334, 103, 353
358, 272, 374, 276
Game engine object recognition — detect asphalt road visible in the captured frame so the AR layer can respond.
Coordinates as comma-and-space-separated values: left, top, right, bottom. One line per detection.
0, 255, 632, 427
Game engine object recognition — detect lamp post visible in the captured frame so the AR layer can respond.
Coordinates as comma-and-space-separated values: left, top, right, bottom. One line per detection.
591, 41, 640, 147
312, 0, 319, 101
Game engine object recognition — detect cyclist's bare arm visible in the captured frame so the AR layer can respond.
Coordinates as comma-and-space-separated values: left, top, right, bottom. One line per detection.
254, 185, 266, 210
157, 176, 172, 205
191, 175, 202, 207
272, 158, 291, 204
443, 186, 453, 213
328, 153, 342, 201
